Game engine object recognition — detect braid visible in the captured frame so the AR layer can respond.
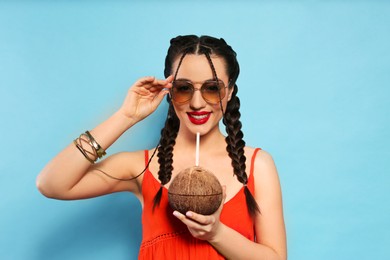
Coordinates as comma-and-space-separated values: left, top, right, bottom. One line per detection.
223, 84, 260, 218
203, 46, 260, 217
153, 103, 180, 210
153, 50, 188, 210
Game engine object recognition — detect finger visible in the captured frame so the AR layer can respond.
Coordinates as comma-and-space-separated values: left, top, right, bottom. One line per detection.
150, 89, 170, 108
185, 211, 214, 225
151, 77, 173, 89
135, 76, 173, 91
149, 81, 172, 93
166, 75, 174, 83
173, 211, 199, 225
137, 76, 156, 85
133, 77, 156, 90
148, 86, 161, 93
173, 210, 187, 222
163, 75, 173, 89
136, 76, 167, 86
173, 211, 207, 233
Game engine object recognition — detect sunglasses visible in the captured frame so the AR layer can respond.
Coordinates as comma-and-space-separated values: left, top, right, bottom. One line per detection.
170, 79, 227, 104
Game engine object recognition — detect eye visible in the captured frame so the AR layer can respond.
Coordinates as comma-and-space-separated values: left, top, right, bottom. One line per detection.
173, 81, 193, 93
203, 81, 221, 93
177, 85, 192, 92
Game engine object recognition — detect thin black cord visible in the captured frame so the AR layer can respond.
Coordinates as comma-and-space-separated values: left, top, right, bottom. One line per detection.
95, 142, 159, 181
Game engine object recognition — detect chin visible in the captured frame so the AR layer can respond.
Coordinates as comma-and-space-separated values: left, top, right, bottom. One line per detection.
184, 122, 220, 137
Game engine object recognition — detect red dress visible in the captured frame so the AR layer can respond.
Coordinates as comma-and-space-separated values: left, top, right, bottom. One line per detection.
138, 148, 261, 259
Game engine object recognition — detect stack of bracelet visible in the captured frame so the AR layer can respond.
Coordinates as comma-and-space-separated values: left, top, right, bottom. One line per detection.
73, 131, 106, 163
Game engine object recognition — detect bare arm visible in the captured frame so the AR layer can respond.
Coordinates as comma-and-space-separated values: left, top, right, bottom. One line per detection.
36, 76, 172, 200
210, 150, 286, 259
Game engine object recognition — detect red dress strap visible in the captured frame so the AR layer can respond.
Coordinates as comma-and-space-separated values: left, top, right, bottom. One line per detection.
250, 148, 261, 178
144, 150, 149, 169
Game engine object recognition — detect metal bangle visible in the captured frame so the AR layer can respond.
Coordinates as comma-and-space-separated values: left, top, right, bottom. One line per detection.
73, 139, 95, 164
84, 131, 106, 159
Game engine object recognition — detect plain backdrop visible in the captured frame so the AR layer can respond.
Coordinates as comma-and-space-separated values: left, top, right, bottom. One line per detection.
0, 0, 389, 259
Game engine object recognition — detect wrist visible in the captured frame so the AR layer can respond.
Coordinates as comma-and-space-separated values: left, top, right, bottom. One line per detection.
112, 110, 137, 130
208, 223, 227, 245
88, 111, 136, 151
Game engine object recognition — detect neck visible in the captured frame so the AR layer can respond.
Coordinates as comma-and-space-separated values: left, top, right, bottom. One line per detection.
175, 126, 227, 155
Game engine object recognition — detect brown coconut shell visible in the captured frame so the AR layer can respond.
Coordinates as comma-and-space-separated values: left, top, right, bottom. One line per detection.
168, 166, 223, 215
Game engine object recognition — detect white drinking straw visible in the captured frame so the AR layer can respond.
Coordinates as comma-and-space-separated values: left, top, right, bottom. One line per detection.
195, 132, 200, 166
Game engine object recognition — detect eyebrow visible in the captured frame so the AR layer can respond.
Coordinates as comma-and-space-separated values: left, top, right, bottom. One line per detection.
174, 78, 222, 83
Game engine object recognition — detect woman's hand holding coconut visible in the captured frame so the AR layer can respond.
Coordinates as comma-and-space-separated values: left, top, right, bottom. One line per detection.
173, 185, 226, 241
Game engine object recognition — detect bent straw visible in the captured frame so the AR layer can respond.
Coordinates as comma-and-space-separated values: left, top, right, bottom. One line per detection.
195, 132, 200, 166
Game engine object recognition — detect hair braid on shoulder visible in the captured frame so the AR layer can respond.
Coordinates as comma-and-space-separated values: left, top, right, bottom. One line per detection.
224, 85, 246, 182
153, 103, 179, 210
224, 84, 260, 218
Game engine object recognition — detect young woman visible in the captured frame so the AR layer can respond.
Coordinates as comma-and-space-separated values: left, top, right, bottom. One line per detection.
37, 35, 287, 259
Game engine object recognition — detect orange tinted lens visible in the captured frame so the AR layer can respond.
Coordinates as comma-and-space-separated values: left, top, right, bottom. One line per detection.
201, 81, 225, 104
171, 80, 194, 103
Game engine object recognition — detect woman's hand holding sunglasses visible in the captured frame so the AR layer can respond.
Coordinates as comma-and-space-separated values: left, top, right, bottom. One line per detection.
118, 75, 173, 124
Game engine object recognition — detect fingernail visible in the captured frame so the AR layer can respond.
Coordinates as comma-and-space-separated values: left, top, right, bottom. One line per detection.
186, 211, 193, 217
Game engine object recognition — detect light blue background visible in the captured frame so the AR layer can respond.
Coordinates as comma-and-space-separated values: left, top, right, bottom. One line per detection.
1, 1, 389, 259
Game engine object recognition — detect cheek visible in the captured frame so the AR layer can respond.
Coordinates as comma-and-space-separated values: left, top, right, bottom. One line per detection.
211, 102, 227, 116
172, 103, 186, 117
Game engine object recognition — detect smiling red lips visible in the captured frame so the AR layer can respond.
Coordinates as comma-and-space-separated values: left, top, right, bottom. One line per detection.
187, 112, 211, 125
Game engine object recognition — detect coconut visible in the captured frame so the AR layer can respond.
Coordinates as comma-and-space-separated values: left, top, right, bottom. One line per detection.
168, 166, 223, 215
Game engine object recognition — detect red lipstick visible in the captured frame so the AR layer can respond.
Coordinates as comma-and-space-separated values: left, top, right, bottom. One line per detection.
187, 111, 211, 125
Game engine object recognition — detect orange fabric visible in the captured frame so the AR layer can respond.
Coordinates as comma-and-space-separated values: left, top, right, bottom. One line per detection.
139, 148, 261, 259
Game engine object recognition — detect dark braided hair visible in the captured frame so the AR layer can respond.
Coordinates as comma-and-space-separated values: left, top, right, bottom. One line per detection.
153, 103, 179, 210
153, 35, 260, 218
223, 84, 260, 218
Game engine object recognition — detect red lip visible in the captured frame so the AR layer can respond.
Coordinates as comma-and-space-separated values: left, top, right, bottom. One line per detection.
187, 112, 211, 125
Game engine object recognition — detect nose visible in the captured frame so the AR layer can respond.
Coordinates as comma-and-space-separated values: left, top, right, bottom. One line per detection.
189, 88, 206, 109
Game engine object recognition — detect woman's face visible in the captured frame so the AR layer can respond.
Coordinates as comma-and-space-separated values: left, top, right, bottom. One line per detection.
171, 54, 232, 137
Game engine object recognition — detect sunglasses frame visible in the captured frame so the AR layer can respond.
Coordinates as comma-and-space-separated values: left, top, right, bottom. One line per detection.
170, 79, 228, 104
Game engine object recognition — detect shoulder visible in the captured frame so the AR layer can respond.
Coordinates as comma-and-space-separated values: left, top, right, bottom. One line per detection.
245, 146, 280, 191
245, 146, 275, 168
254, 149, 276, 171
